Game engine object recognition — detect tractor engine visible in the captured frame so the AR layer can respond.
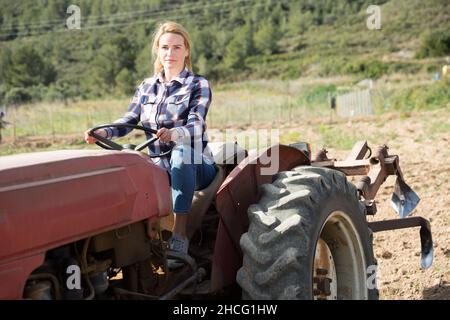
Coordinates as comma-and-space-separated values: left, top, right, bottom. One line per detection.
23, 221, 166, 300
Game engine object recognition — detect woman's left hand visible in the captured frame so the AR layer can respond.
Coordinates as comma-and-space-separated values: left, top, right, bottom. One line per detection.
156, 128, 179, 143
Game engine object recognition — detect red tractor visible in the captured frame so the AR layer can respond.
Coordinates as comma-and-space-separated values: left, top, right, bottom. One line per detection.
0, 124, 433, 300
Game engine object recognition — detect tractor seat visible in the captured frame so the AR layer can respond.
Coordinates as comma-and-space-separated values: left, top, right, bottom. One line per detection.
208, 141, 247, 167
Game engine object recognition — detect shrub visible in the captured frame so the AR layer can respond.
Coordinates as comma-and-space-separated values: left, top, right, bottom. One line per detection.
343, 59, 389, 79
4, 87, 32, 105
417, 31, 450, 58
391, 77, 450, 111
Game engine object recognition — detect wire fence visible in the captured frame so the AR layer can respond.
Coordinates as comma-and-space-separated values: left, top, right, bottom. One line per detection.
336, 89, 374, 117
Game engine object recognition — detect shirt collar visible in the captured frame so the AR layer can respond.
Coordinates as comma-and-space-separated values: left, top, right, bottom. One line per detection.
157, 67, 190, 85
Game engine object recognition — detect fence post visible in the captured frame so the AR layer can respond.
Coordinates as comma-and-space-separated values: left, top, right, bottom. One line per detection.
288, 82, 293, 125
13, 105, 17, 143
49, 103, 55, 143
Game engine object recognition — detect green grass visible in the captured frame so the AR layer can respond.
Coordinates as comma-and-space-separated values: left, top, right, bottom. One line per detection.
389, 78, 450, 111
317, 123, 358, 150
1, 74, 448, 156
426, 119, 450, 136
280, 131, 302, 145
0, 143, 92, 156
2, 98, 129, 138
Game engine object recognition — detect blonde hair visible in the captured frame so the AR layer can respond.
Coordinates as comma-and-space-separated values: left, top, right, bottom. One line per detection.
152, 21, 193, 75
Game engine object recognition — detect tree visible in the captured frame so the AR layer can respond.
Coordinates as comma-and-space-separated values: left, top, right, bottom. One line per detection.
212, 28, 231, 61
134, 45, 153, 81
196, 54, 209, 76
223, 36, 245, 70
111, 34, 138, 71
190, 28, 215, 61
254, 20, 278, 55
223, 23, 254, 70
91, 44, 122, 92
0, 47, 12, 85
4, 87, 31, 105
4, 46, 56, 88
417, 31, 450, 58
288, 10, 314, 35
115, 68, 135, 96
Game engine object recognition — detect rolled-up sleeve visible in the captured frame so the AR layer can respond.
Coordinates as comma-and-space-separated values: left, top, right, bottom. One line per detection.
105, 83, 143, 139
175, 78, 212, 143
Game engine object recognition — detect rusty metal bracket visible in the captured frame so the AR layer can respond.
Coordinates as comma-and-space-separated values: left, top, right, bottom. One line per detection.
311, 141, 419, 217
368, 217, 433, 269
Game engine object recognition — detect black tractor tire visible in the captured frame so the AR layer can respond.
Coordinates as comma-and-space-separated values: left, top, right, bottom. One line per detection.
236, 166, 378, 300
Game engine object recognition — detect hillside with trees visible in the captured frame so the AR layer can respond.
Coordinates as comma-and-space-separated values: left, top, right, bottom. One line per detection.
0, 0, 449, 105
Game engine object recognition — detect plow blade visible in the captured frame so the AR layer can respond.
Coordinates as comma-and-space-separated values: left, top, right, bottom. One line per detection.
391, 177, 420, 218
368, 217, 433, 269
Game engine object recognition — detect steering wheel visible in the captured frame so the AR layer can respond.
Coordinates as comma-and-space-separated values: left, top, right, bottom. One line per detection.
88, 123, 172, 158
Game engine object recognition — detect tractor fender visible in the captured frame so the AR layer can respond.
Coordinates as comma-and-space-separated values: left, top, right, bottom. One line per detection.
211, 144, 309, 292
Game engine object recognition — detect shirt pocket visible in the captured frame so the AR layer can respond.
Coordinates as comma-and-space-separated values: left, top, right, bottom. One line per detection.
140, 94, 157, 121
140, 94, 157, 105
167, 94, 190, 115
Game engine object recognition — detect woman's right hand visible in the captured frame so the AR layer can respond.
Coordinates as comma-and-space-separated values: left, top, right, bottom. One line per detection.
84, 129, 107, 144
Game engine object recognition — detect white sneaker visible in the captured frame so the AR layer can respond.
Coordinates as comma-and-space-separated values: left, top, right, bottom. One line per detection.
169, 236, 189, 253
167, 236, 190, 269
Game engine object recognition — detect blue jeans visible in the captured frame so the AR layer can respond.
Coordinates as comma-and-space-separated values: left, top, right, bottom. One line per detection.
169, 144, 217, 214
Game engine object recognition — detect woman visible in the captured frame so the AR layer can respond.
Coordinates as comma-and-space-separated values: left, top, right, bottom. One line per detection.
84, 21, 216, 268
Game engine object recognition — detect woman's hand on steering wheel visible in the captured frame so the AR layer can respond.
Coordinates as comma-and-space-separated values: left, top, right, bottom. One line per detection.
156, 128, 180, 143
84, 128, 107, 144
84, 123, 172, 158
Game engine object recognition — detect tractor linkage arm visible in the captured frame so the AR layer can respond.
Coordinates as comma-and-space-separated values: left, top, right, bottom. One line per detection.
310, 141, 433, 269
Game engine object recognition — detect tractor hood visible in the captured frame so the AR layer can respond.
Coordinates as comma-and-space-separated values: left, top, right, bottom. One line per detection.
0, 149, 171, 263
1, 149, 146, 185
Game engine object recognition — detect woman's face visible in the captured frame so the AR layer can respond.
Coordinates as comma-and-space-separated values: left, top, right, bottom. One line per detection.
158, 32, 189, 73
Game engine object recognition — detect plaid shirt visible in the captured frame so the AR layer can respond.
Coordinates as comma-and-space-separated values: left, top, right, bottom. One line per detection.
105, 68, 214, 171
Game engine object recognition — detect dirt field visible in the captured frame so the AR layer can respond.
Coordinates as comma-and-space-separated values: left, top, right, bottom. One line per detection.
285, 108, 449, 300
2, 108, 449, 300
360, 110, 449, 300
